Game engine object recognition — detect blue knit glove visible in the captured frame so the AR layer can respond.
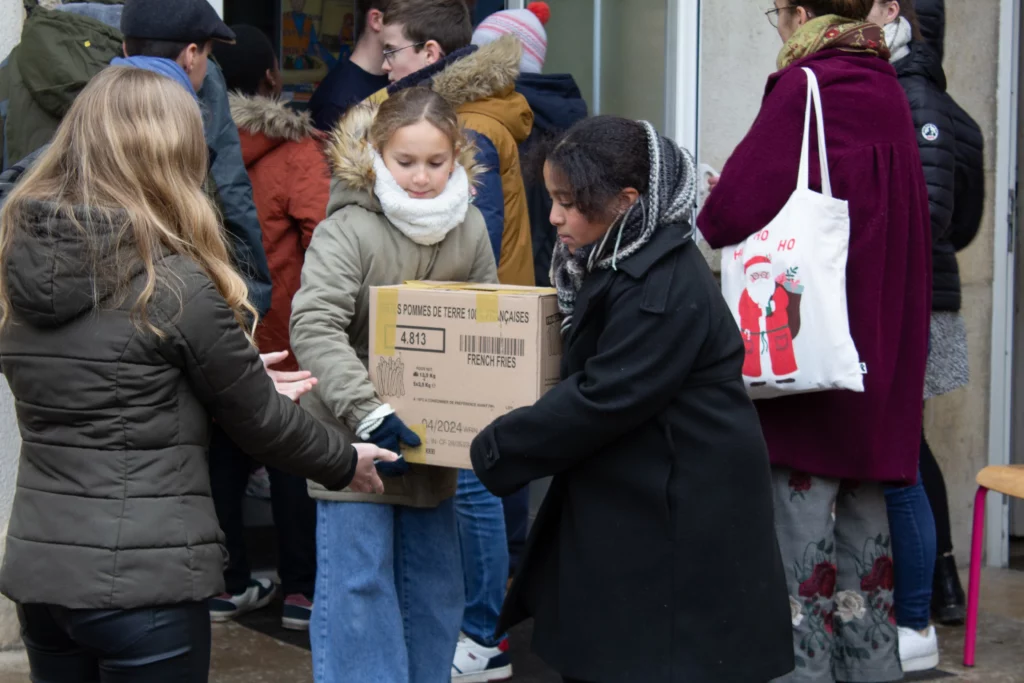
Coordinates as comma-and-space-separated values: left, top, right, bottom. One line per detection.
366, 414, 420, 477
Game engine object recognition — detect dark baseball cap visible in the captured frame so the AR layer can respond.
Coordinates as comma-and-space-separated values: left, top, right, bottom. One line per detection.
121, 0, 236, 45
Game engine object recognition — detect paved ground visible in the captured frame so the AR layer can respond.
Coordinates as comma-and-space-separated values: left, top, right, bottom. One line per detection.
0, 568, 1021, 682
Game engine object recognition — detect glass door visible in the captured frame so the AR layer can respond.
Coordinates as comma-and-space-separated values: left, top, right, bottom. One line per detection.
543, 0, 669, 132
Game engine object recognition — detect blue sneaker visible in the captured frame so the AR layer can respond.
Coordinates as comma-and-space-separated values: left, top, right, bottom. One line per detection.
208, 578, 277, 623
451, 632, 513, 682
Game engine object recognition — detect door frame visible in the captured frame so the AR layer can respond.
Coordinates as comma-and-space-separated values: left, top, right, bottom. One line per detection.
666, 0, 701, 158
988, 0, 1020, 568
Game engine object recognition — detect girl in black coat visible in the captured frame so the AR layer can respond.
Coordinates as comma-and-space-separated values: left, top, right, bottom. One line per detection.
469, 116, 794, 683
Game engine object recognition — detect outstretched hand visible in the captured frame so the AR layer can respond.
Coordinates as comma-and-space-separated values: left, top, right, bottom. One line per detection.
349, 444, 399, 494
261, 351, 317, 402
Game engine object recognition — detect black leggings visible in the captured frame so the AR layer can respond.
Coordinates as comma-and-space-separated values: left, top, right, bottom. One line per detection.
18, 602, 210, 683
208, 424, 316, 597
920, 432, 954, 555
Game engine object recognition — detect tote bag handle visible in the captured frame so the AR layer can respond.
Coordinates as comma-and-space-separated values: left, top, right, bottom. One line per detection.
796, 67, 833, 198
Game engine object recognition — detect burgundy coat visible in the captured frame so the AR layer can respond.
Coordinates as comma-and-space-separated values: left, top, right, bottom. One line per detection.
698, 50, 932, 484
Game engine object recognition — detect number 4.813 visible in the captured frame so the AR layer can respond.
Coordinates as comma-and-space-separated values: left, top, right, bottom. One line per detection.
400, 330, 427, 346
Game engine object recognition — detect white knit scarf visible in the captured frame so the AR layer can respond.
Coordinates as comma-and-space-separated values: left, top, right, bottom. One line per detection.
885, 17, 913, 64
372, 152, 470, 246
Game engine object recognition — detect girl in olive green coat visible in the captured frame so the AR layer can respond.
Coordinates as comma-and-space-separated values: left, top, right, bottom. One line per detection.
289, 87, 497, 683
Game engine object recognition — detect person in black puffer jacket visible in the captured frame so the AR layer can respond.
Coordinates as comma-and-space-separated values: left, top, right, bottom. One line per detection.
0, 67, 394, 683
871, 0, 983, 652
910, 0, 984, 629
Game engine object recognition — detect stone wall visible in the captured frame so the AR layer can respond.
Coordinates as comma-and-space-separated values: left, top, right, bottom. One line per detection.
697, 1, 1001, 561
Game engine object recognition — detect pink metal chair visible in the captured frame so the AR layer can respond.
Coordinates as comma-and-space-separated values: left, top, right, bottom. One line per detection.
964, 464, 1024, 667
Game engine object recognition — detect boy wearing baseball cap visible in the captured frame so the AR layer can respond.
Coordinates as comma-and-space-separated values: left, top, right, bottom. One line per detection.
117, 0, 289, 627
117, 0, 237, 93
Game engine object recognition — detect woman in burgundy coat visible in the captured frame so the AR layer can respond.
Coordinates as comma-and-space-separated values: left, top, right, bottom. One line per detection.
698, 1, 931, 680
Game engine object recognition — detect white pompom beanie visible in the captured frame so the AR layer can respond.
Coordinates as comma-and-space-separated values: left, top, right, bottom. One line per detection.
471, 2, 550, 74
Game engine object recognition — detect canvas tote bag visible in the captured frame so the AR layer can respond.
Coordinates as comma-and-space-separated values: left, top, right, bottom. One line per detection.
720, 67, 863, 400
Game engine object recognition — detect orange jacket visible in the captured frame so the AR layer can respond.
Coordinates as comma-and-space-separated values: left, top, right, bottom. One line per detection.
365, 36, 535, 285
230, 94, 331, 371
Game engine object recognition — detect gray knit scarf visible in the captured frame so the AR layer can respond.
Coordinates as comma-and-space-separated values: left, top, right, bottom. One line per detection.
550, 121, 697, 334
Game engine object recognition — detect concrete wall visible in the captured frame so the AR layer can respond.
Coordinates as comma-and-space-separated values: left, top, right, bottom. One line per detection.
0, 0, 26, 652
924, 0, 1000, 562
698, 1, 1001, 561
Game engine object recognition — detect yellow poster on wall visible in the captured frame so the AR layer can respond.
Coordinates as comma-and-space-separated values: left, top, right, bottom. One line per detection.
280, 0, 357, 102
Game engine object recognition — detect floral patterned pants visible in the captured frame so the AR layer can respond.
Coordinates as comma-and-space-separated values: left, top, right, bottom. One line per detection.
771, 468, 903, 683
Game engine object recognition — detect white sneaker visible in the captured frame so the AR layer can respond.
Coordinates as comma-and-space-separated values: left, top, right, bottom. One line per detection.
208, 578, 278, 623
451, 632, 513, 682
898, 625, 940, 672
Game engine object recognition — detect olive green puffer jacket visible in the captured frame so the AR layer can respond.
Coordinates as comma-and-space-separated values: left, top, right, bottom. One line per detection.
0, 199, 354, 609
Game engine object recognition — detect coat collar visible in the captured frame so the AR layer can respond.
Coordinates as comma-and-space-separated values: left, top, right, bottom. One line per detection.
894, 40, 947, 92
387, 36, 522, 111
764, 48, 895, 99
323, 99, 483, 218
229, 94, 321, 168
615, 222, 692, 279
229, 93, 318, 142
565, 223, 691, 349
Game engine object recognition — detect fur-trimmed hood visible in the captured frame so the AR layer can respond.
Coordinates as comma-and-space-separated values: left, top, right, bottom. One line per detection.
229, 93, 320, 167
387, 36, 533, 144
323, 100, 481, 217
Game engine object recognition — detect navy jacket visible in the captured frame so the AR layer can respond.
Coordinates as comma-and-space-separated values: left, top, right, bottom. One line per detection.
515, 73, 587, 286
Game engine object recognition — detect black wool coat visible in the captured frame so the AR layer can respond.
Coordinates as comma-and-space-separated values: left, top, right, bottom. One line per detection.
471, 224, 795, 683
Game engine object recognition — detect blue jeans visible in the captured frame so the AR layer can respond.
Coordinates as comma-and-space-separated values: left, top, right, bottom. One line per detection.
455, 470, 509, 648
310, 499, 464, 683
884, 469, 937, 631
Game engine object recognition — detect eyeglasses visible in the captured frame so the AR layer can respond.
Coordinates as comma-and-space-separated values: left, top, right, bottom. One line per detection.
765, 5, 798, 28
383, 42, 426, 64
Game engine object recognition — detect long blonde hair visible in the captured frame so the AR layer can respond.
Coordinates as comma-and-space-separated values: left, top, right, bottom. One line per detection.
0, 67, 256, 338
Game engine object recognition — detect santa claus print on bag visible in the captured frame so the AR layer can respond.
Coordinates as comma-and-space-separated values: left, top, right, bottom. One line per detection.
714, 67, 864, 400
738, 252, 804, 383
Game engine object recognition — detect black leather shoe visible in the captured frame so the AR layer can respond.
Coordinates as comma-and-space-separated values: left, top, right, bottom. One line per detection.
932, 553, 966, 626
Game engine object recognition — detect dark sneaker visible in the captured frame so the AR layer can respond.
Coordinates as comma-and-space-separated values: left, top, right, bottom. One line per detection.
281, 593, 313, 631
451, 632, 513, 682
208, 578, 277, 623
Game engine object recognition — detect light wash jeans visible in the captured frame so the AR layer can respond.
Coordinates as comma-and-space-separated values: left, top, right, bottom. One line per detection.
310, 498, 464, 683
455, 470, 509, 648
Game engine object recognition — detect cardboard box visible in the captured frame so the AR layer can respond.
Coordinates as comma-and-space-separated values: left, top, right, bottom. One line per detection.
369, 282, 563, 469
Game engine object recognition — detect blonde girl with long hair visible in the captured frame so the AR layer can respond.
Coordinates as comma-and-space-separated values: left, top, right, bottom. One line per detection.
0, 67, 394, 683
